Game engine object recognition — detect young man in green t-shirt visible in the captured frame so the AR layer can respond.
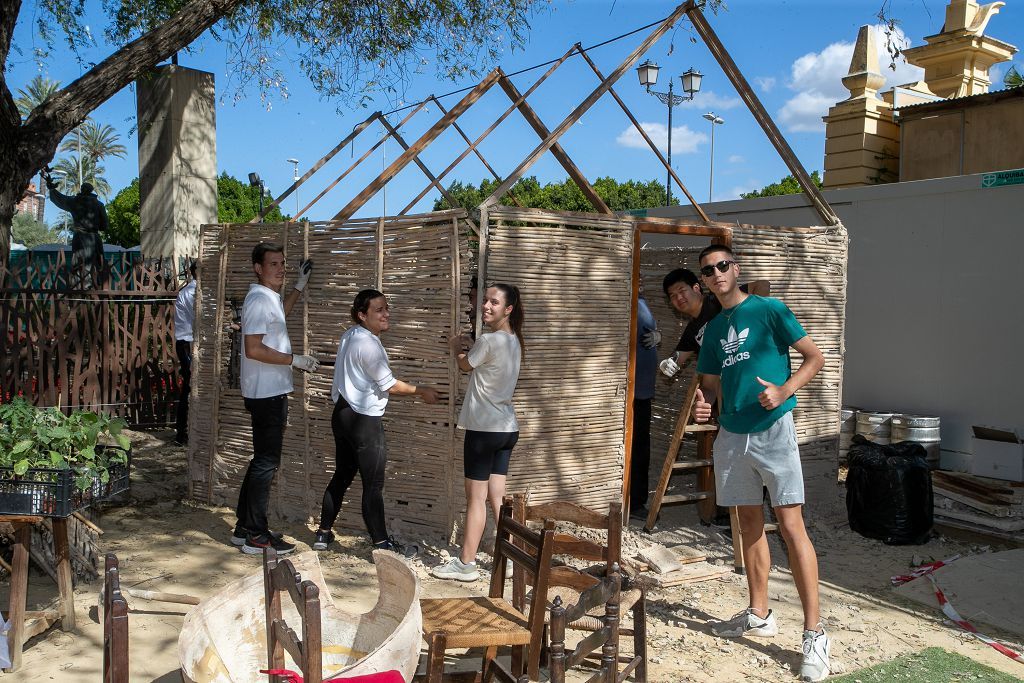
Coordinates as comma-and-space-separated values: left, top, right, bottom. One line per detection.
691, 244, 831, 682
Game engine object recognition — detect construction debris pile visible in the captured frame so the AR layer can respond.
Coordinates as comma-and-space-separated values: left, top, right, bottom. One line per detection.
932, 471, 1024, 543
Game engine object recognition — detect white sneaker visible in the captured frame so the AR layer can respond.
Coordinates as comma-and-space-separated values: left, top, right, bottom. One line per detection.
711, 608, 779, 638
800, 627, 831, 682
431, 557, 480, 582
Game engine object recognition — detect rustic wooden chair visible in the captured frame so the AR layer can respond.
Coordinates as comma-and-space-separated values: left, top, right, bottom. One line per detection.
102, 553, 129, 683
418, 499, 556, 683
263, 547, 324, 683
547, 564, 622, 683
511, 496, 646, 682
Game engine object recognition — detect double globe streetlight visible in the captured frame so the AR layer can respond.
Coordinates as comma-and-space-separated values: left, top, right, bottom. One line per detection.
636, 60, 703, 206
702, 112, 725, 203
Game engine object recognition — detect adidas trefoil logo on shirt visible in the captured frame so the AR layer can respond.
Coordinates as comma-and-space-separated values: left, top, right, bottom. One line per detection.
720, 326, 749, 353
720, 326, 751, 368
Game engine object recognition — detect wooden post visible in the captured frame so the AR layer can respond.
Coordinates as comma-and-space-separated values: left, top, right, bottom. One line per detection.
622, 227, 641, 518
4, 524, 31, 672
51, 517, 76, 629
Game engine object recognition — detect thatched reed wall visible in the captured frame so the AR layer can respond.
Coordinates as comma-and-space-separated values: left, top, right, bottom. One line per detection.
640, 223, 848, 500
187, 208, 847, 540
188, 210, 473, 539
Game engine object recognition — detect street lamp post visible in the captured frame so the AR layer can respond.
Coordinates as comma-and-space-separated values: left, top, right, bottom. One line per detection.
248, 172, 266, 222
286, 158, 299, 219
637, 61, 703, 206
702, 112, 725, 203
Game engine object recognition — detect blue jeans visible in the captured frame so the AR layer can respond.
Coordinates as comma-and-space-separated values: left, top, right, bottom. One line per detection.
236, 394, 288, 536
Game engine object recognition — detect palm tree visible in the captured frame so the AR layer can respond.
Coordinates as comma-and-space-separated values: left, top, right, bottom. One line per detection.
52, 155, 112, 199
59, 120, 128, 165
15, 76, 61, 120
1006, 66, 1023, 89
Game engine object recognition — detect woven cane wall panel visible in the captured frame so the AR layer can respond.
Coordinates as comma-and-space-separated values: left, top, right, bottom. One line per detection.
483, 207, 634, 512
189, 211, 471, 538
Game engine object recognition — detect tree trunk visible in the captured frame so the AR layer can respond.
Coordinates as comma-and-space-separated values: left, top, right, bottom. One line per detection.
0, 0, 246, 279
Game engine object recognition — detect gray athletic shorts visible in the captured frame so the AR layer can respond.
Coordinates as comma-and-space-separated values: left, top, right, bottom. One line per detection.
713, 411, 805, 507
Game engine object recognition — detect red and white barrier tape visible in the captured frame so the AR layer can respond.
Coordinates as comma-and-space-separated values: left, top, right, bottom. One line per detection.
890, 555, 1024, 665
889, 555, 960, 586
928, 575, 1024, 665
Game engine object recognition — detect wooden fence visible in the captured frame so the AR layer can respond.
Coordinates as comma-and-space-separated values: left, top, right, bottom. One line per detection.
0, 252, 182, 427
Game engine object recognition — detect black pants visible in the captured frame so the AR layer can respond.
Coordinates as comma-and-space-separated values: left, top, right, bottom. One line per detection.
237, 394, 288, 536
630, 397, 652, 509
175, 339, 192, 441
319, 399, 389, 543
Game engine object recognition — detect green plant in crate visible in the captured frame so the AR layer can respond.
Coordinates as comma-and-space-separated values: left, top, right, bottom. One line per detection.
0, 398, 131, 491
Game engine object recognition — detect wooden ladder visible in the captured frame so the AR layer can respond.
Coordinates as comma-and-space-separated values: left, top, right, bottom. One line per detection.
643, 369, 768, 575
644, 370, 718, 533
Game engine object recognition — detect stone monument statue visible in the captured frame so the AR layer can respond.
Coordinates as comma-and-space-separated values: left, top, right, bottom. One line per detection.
44, 169, 107, 286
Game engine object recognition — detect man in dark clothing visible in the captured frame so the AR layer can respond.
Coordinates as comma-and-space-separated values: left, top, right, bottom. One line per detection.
44, 174, 107, 285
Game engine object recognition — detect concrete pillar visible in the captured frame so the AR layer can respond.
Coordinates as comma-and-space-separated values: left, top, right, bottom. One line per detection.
822, 26, 901, 189
136, 65, 217, 266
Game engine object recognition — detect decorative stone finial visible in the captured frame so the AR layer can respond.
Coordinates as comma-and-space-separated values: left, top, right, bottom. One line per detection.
842, 26, 885, 99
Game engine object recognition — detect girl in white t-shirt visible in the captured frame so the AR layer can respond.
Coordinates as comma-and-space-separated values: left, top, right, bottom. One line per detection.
433, 284, 524, 582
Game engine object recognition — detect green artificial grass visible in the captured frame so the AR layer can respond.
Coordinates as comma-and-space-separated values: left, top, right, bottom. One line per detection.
831, 647, 1023, 682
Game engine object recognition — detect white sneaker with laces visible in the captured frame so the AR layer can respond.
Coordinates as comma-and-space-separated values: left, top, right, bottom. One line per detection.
711, 608, 779, 638
431, 557, 480, 582
800, 626, 831, 682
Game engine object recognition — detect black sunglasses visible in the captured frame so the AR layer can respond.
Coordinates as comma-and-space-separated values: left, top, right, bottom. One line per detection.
700, 260, 736, 277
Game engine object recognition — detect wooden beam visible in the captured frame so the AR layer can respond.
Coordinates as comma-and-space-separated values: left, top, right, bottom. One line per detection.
576, 47, 710, 223
685, 5, 840, 226
298, 100, 430, 219
496, 74, 611, 215
397, 46, 577, 215
333, 69, 502, 221
429, 96, 520, 206
479, 2, 694, 209
254, 111, 379, 222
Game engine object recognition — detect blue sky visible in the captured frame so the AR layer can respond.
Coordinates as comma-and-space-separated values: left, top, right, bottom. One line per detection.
8, 0, 1023, 220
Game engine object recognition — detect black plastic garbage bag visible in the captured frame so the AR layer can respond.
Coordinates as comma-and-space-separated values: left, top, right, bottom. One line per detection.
845, 434, 933, 545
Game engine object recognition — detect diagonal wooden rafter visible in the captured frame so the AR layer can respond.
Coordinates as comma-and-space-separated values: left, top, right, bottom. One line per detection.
496, 72, 611, 215
479, 2, 694, 210
685, 4, 839, 226
332, 69, 503, 221
397, 45, 579, 216
254, 111, 378, 222
576, 46, 710, 223
427, 96, 521, 207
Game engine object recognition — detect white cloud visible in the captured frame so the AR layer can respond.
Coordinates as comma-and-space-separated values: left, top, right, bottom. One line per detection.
728, 154, 745, 164
723, 182, 761, 200
677, 90, 743, 111
754, 76, 777, 93
778, 25, 925, 133
616, 122, 708, 154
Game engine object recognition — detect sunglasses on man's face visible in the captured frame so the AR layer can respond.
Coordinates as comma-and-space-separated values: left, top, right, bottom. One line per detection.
700, 260, 736, 277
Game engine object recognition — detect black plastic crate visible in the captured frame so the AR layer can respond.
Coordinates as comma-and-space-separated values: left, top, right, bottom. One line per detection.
0, 445, 131, 517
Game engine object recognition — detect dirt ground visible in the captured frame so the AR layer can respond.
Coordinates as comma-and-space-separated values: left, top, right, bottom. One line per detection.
6, 429, 1024, 682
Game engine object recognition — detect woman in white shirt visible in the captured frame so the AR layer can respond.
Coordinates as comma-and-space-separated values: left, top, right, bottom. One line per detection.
433, 283, 524, 582
312, 289, 439, 556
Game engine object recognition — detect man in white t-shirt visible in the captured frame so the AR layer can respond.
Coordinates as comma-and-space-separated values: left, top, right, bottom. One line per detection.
173, 260, 197, 446
233, 242, 319, 556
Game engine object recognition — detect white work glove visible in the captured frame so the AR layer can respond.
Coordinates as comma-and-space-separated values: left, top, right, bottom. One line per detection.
293, 259, 313, 291
291, 354, 320, 372
641, 329, 662, 349
659, 356, 680, 378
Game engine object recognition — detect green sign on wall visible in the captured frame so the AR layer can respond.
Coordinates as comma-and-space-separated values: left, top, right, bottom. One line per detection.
981, 169, 1024, 188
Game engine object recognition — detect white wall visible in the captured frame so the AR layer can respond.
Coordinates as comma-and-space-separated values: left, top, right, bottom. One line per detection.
646, 173, 1024, 457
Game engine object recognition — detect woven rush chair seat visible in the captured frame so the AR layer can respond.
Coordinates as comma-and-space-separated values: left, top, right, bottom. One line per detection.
420, 596, 531, 649
533, 585, 644, 632
416, 500, 556, 682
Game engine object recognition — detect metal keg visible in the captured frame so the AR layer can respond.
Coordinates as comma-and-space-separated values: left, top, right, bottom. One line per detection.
839, 407, 857, 463
891, 414, 941, 465
855, 410, 893, 445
